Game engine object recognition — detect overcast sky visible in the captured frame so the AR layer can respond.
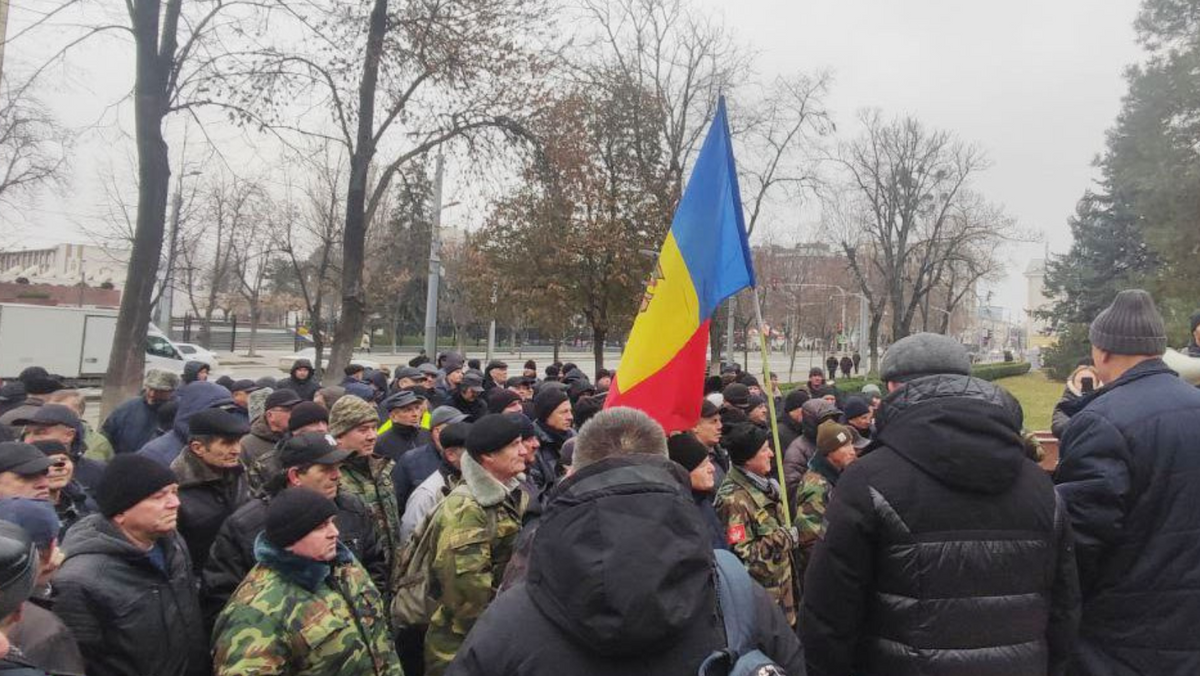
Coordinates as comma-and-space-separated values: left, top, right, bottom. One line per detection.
6, 0, 1144, 320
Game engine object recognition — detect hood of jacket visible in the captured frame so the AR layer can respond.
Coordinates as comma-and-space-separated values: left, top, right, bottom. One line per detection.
289, 359, 314, 381
874, 374, 1026, 495
171, 381, 235, 440
801, 398, 841, 441
526, 454, 713, 657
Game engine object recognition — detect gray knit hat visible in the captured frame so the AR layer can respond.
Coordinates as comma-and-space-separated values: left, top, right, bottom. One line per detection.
880, 333, 971, 382
1089, 289, 1167, 356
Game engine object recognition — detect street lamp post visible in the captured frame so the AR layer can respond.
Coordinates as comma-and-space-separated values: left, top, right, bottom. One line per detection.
157, 169, 202, 335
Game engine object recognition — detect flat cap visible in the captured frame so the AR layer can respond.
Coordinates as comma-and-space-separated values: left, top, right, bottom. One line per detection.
188, 408, 250, 437
880, 332, 971, 382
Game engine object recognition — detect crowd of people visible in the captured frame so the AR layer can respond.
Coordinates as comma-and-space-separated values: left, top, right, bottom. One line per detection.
0, 288, 1194, 674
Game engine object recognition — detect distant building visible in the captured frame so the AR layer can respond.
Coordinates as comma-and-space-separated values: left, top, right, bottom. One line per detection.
1024, 258, 1056, 348
0, 243, 131, 291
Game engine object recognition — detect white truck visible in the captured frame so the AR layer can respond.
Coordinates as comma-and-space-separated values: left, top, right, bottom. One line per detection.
0, 303, 187, 385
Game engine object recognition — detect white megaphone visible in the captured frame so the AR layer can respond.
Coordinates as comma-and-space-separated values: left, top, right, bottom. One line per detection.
1163, 348, 1200, 386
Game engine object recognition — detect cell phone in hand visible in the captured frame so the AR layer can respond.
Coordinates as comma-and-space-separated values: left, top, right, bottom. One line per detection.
1081, 376, 1095, 394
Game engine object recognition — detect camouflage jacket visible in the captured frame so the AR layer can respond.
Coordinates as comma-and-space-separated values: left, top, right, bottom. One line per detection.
423, 453, 524, 676
212, 535, 401, 676
240, 417, 284, 499
339, 453, 401, 579
714, 465, 798, 627
795, 454, 840, 560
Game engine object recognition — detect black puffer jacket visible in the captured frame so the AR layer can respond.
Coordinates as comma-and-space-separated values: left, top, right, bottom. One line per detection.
200, 489, 387, 625
801, 374, 1080, 676
373, 422, 431, 462
275, 359, 320, 401
450, 454, 805, 676
53, 515, 208, 676
1054, 359, 1200, 676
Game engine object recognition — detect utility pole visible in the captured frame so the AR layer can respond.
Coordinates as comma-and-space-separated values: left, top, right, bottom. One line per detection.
156, 190, 183, 334
422, 155, 445, 359
0, 0, 10, 83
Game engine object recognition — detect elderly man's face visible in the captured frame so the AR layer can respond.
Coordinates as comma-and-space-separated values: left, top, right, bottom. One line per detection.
23, 424, 75, 448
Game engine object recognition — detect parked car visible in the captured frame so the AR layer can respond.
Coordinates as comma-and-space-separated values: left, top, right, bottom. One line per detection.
175, 343, 221, 370
277, 347, 379, 373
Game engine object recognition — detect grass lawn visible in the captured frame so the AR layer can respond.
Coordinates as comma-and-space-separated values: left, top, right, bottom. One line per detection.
995, 370, 1064, 432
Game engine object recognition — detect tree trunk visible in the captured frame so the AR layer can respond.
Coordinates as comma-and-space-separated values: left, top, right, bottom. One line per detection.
868, 314, 883, 378
247, 303, 260, 357
553, 336, 561, 363
326, 0, 388, 384
592, 326, 606, 372
101, 0, 173, 417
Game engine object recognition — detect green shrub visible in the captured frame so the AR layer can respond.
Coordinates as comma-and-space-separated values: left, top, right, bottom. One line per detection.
781, 362, 1030, 393
1041, 323, 1091, 381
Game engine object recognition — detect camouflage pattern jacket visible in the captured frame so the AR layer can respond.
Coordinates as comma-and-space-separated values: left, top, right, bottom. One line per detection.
795, 454, 840, 574
239, 416, 284, 500
714, 464, 798, 627
212, 535, 401, 676
339, 453, 401, 579
423, 453, 524, 676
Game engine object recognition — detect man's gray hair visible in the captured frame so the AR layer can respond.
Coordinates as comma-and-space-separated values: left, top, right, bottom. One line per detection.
573, 406, 666, 471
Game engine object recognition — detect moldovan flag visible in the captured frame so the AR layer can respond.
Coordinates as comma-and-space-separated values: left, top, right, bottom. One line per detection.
605, 97, 755, 433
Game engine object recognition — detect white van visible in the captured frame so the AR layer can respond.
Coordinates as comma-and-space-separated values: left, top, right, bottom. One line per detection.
0, 303, 187, 384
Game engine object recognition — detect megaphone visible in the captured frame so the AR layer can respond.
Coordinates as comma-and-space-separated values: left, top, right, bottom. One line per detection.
1163, 348, 1200, 386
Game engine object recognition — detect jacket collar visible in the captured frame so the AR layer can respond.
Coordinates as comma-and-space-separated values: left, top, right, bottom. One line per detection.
170, 448, 242, 487
728, 465, 778, 506
252, 533, 353, 593
249, 414, 280, 442
1062, 358, 1175, 416
460, 453, 520, 508
809, 453, 840, 486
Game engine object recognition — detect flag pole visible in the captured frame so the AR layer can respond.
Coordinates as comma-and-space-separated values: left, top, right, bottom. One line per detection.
752, 286, 792, 525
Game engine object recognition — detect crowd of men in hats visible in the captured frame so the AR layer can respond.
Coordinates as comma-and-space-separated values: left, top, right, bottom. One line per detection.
0, 287, 1195, 674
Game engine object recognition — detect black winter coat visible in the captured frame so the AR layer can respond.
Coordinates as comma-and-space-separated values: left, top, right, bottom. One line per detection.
801, 374, 1079, 676
1055, 359, 1200, 676
53, 515, 208, 676
529, 422, 573, 495
450, 454, 805, 676
275, 359, 320, 401
373, 422, 430, 463
449, 391, 486, 421
392, 442, 442, 511
100, 395, 162, 456
170, 451, 250, 572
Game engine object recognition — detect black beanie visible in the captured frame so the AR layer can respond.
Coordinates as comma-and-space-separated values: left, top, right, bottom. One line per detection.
724, 423, 770, 466
668, 433, 709, 472
288, 402, 329, 433
95, 455, 178, 518
486, 389, 522, 414
266, 487, 338, 549
723, 383, 751, 409
533, 388, 570, 422
1089, 289, 1167, 355
783, 389, 810, 413
466, 414, 524, 457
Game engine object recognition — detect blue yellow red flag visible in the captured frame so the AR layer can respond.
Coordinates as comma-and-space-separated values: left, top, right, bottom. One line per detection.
605, 97, 755, 432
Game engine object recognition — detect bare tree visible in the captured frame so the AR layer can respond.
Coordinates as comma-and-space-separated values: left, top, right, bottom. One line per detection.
826, 111, 989, 369
233, 199, 279, 357
0, 79, 69, 212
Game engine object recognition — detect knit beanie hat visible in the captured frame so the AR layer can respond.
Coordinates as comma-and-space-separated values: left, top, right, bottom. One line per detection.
783, 389, 810, 413
466, 414, 524, 458
667, 433, 709, 472
1089, 289, 1167, 355
880, 332, 971, 382
487, 388, 522, 414
265, 487, 338, 549
0, 498, 59, 552
861, 383, 882, 398
723, 383, 751, 409
95, 454, 178, 518
817, 420, 854, 456
724, 423, 769, 466
288, 401, 329, 433
842, 396, 870, 420
328, 395, 379, 438
533, 388, 570, 423
1190, 310, 1200, 334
